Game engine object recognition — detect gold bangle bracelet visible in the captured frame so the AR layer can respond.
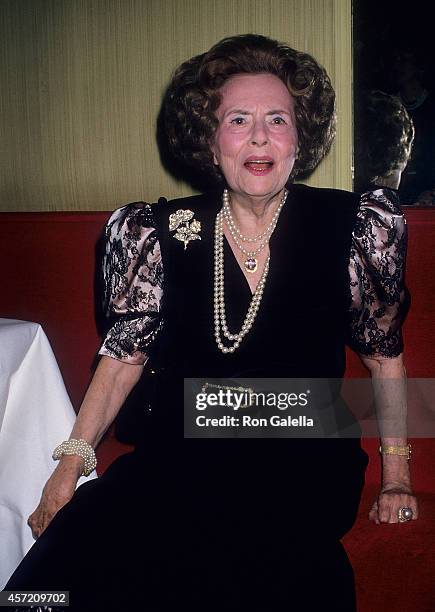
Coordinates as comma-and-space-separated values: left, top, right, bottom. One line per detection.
379, 443, 412, 460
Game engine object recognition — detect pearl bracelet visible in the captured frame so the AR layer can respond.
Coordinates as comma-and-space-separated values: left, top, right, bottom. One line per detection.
52, 438, 97, 476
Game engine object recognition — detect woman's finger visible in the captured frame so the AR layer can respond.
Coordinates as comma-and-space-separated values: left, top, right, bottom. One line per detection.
40, 510, 51, 535
27, 511, 40, 536
28, 518, 41, 539
378, 492, 418, 523
379, 492, 398, 523
397, 494, 419, 522
377, 495, 392, 523
369, 492, 419, 526
368, 500, 380, 524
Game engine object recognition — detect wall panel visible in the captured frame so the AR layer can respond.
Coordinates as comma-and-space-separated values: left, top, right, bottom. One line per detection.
0, 0, 352, 211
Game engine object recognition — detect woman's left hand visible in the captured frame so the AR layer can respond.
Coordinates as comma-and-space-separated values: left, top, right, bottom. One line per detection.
369, 484, 419, 524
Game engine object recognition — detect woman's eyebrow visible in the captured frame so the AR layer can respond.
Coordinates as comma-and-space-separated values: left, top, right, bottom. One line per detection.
224, 108, 292, 117
266, 109, 292, 116
224, 109, 251, 116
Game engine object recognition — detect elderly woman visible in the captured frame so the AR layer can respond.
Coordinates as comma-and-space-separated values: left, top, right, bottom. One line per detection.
5, 34, 418, 611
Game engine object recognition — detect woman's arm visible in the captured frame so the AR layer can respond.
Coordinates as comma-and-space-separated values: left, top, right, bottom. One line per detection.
28, 201, 163, 538
28, 356, 143, 538
67, 355, 144, 451
360, 353, 419, 524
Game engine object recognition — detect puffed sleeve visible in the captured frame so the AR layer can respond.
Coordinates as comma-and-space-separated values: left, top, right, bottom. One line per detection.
347, 188, 410, 358
98, 202, 163, 365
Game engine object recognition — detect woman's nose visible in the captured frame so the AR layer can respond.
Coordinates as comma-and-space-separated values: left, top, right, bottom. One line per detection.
250, 120, 268, 146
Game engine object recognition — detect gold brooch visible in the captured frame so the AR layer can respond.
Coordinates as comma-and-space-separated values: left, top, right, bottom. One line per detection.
169, 209, 201, 250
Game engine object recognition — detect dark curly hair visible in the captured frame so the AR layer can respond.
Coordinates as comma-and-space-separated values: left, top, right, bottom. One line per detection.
163, 34, 336, 185
354, 90, 414, 190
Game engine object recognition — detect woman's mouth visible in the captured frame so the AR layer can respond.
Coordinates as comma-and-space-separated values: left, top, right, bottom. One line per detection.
243, 158, 274, 175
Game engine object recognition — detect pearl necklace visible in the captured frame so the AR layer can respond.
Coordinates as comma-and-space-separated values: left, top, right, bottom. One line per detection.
222, 188, 287, 242
214, 210, 269, 353
213, 189, 287, 354
222, 189, 288, 273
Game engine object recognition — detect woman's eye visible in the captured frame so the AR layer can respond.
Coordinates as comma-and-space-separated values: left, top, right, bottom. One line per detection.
271, 116, 286, 125
230, 117, 246, 125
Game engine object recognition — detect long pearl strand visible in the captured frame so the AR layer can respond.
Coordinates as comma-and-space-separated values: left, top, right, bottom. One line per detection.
214, 209, 270, 353
214, 190, 288, 353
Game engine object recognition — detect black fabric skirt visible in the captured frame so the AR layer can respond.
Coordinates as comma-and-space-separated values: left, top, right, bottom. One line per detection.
5, 438, 369, 611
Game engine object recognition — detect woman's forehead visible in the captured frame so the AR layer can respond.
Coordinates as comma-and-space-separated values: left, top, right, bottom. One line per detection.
218, 73, 294, 110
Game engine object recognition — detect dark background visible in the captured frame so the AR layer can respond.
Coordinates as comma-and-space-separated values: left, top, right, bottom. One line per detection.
353, 1, 435, 205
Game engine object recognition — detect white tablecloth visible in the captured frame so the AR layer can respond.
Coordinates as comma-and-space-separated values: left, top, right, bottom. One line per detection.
0, 318, 97, 588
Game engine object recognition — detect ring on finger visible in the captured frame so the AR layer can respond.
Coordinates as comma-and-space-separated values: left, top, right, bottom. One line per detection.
398, 506, 413, 522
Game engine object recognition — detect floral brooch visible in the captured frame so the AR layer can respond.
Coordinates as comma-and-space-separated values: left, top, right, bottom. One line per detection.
169, 209, 201, 250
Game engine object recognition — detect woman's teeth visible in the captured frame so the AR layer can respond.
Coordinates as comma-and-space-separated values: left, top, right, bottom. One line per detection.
244, 161, 274, 172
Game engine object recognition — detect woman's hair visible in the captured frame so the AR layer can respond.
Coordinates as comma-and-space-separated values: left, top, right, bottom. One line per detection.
163, 34, 336, 185
354, 90, 414, 188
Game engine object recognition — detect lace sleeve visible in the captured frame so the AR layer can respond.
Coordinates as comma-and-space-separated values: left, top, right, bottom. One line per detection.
348, 188, 410, 358
98, 202, 163, 365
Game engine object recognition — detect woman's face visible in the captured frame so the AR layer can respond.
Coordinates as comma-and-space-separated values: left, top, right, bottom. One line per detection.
211, 73, 298, 200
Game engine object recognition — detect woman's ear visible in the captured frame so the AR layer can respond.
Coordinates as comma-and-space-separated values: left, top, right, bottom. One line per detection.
210, 146, 219, 166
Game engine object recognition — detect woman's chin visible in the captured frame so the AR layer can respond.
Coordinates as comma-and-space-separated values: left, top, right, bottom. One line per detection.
231, 179, 286, 199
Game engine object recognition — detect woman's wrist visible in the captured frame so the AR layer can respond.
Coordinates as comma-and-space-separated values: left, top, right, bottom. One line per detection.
381, 454, 412, 489
57, 454, 86, 478
53, 438, 97, 476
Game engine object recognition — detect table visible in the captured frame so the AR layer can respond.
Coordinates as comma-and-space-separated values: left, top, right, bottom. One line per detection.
0, 319, 97, 588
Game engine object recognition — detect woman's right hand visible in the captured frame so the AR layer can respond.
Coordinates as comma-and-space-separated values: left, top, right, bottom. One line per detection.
27, 455, 83, 539
26, 357, 143, 539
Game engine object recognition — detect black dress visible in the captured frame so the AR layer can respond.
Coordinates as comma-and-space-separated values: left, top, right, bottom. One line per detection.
5, 184, 409, 611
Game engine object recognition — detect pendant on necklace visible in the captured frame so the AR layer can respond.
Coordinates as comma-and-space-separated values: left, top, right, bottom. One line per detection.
244, 257, 258, 273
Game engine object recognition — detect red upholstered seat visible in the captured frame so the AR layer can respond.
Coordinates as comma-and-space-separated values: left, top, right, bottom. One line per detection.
1, 205, 434, 609
0, 211, 132, 472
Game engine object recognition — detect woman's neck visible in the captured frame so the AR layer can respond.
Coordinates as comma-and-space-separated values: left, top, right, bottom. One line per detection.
226, 188, 285, 232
